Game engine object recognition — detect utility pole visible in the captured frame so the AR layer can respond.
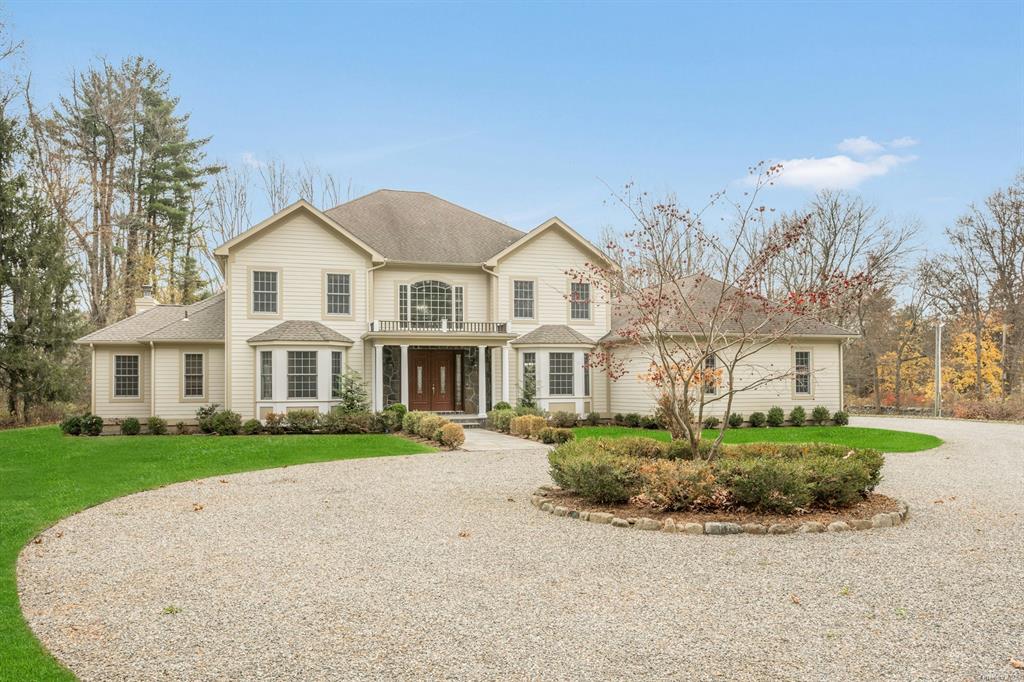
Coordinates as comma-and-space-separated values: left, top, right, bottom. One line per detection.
934, 322, 943, 417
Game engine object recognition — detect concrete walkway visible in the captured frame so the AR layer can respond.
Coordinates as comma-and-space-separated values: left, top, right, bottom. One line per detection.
460, 427, 544, 451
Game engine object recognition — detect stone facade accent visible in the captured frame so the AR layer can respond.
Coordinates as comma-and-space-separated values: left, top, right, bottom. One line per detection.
530, 488, 910, 538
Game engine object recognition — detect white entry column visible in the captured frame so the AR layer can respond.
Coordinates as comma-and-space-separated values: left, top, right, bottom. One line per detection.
373, 343, 384, 412
477, 345, 488, 417
501, 344, 510, 403
400, 344, 410, 407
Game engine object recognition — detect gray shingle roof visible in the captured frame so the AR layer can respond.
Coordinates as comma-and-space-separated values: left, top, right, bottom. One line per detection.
247, 320, 353, 344
600, 275, 857, 343
512, 325, 597, 346
324, 190, 525, 264
76, 293, 225, 344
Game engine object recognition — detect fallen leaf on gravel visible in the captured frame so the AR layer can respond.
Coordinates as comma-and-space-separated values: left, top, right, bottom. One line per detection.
218, 479, 229, 484
790, 594, 801, 605
507, 497, 515, 502
192, 503, 204, 512
32, 536, 42, 544
1010, 657, 1024, 669
55, 531, 63, 538
458, 530, 470, 538
933, 499, 945, 504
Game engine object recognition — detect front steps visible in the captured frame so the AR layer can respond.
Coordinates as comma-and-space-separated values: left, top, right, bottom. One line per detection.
437, 412, 487, 429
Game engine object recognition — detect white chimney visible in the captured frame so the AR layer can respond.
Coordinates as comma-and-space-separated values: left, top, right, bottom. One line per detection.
135, 284, 157, 314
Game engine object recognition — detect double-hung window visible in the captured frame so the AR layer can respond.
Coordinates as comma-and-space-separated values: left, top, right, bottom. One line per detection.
260, 351, 273, 400
794, 350, 812, 395
570, 282, 591, 320
513, 280, 535, 319
331, 351, 344, 399
287, 351, 318, 399
113, 354, 140, 398
583, 352, 591, 397
252, 270, 279, 314
522, 351, 537, 401
182, 352, 205, 398
325, 273, 351, 316
549, 352, 575, 396
703, 355, 717, 395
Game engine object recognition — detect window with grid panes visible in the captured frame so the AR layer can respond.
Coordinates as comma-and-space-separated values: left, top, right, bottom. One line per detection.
325, 273, 351, 315
252, 271, 278, 313
114, 355, 140, 397
287, 351, 318, 398
549, 352, 575, 396
183, 353, 204, 397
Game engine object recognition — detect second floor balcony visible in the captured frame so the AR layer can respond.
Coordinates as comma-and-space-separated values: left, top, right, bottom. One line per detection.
368, 319, 509, 334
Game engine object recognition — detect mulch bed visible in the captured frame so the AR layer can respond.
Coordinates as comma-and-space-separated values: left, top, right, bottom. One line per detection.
539, 489, 900, 527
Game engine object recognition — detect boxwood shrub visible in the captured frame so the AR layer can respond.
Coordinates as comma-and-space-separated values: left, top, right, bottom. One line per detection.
788, 406, 806, 427
147, 416, 167, 435
120, 417, 140, 436
766, 406, 785, 427
548, 442, 642, 504
727, 413, 744, 428
748, 411, 767, 428
811, 405, 831, 425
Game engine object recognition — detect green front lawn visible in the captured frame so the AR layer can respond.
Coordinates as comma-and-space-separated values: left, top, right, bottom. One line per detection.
572, 425, 943, 452
0, 426, 435, 681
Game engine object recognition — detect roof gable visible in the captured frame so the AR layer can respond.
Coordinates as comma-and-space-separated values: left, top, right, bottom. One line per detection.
213, 200, 384, 261
485, 217, 612, 267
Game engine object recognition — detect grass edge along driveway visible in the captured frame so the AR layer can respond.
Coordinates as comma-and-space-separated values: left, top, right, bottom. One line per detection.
0, 426, 435, 682
572, 425, 943, 452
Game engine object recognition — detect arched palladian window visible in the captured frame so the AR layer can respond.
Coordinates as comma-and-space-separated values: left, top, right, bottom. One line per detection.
400, 280, 464, 323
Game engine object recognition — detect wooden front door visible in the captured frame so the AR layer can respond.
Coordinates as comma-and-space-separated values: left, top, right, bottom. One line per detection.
408, 350, 456, 411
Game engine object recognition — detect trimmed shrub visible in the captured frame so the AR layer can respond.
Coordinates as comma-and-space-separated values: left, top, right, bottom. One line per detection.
417, 414, 448, 440
728, 413, 744, 428
612, 413, 625, 425
210, 410, 243, 436
549, 411, 578, 428
832, 410, 850, 426
702, 415, 721, 429
801, 456, 875, 507
196, 404, 220, 434
321, 409, 370, 434
638, 459, 717, 511
263, 412, 286, 435
384, 402, 408, 420
487, 409, 515, 433
147, 416, 167, 435
285, 409, 321, 434
175, 421, 189, 435
766, 406, 785, 427
538, 427, 575, 444
789, 406, 806, 427
622, 413, 642, 428
510, 414, 546, 438
120, 417, 141, 436
60, 415, 82, 436
583, 411, 601, 426
548, 442, 642, 504
640, 415, 660, 429
664, 439, 716, 461
514, 405, 544, 417
241, 418, 263, 435
811, 405, 831, 425
403, 410, 427, 434
493, 401, 512, 411
439, 422, 466, 448
601, 436, 667, 459
719, 458, 813, 512
748, 411, 767, 428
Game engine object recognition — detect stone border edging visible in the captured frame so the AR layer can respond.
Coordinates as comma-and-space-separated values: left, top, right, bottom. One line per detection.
530, 486, 909, 535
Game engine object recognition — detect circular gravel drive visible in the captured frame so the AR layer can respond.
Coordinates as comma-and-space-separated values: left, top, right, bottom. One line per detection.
18, 418, 1024, 680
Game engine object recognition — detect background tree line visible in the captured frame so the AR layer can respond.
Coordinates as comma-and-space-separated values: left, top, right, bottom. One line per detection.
1, 18, 1021, 425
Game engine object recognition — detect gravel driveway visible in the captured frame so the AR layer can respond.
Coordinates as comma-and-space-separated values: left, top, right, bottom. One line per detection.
17, 417, 1024, 681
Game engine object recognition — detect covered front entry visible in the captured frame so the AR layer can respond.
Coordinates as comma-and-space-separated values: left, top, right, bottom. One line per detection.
407, 349, 457, 411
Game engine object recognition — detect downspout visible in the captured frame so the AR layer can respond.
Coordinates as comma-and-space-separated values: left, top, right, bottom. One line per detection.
90, 344, 96, 414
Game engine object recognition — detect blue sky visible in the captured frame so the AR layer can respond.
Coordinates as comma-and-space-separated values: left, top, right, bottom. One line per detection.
6, 0, 1023, 248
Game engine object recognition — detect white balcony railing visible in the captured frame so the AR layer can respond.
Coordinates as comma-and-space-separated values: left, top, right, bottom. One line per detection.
368, 319, 508, 334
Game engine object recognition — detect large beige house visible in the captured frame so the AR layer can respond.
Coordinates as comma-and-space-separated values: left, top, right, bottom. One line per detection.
77, 190, 853, 425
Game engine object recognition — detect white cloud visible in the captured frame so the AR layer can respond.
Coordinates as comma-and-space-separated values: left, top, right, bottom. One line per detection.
241, 152, 262, 169
773, 153, 916, 190
889, 136, 919, 149
837, 136, 885, 156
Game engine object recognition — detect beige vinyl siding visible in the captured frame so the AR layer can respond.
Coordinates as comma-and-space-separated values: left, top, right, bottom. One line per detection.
153, 344, 225, 420
92, 345, 150, 419
607, 340, 844, 417
495, 228, 610, 339
371, 265, 489, 322
228, 212, 370, 419
591, 363, 609, 416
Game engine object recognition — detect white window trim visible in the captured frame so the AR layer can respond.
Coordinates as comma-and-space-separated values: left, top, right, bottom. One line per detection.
111, 352, 142, 401
548, 351, 575, 396
792, 347, 814, 399
259, 350, 273, 401
322, 270, 354, 319
703, 354, 718, 396
248, 267, 282, 319
287, 349, 319, 400
568, 280, 593, 323
330, 349, 345, 399
511, 278, 537, 320
180, 350, 207, 401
